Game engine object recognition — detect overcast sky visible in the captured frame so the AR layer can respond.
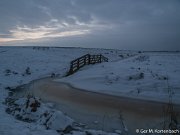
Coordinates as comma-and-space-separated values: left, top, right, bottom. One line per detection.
0, 0, 180, 50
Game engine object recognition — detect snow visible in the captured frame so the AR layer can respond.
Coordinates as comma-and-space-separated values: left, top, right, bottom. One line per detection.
1, 46, 179, 134
45, 111, 74, 131
0, 46, 127, 135
57, 52, 180, 104
8, 96, 73, 131
65, 130, 121, 135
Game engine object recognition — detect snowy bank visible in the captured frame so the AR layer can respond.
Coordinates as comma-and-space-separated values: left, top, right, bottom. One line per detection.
56, 53, 180, 104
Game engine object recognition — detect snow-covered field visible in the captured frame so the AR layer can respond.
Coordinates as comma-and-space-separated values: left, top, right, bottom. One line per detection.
58, 52, 180, 104
1, 46, 180, 135
0, 46, 134, 135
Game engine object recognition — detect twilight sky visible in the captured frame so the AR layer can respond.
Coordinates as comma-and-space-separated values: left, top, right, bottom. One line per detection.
0, 0, 180, 50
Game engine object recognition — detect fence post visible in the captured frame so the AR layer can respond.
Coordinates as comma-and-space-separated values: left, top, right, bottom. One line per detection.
84, 57, 86, 65
77, 59, 79, 69
88, 54, 91, 64
84, 54, 88, 65
100, 54, 102, 63
69, 62, 73, 75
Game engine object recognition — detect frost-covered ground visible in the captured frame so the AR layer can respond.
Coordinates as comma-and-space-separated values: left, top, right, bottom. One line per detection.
0, 46, 132, 135
58, 52, 180, 104
1, 46, 180, 135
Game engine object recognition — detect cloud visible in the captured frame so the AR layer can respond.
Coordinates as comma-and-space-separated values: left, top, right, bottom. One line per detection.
0, 22, 90, 43
0, 0, 180, 50
0, 7, 110, 43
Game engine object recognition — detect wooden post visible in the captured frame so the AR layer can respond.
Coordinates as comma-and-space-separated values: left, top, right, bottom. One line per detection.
88, 54, 91, 64
68, 62, 73, 75
77, 59, 79, 69
84, 56, 86, 65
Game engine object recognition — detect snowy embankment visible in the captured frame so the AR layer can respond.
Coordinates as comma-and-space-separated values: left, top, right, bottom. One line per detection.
57, 52, 180, 104
0, 46, 131, 135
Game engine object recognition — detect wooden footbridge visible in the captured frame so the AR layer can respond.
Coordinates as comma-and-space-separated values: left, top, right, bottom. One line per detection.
67, 54, 108, 76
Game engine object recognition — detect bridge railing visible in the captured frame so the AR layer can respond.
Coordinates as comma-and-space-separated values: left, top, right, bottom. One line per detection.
67, 54, 108, 75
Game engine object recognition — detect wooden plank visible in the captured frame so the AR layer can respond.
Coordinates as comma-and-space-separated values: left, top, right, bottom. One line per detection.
68, 54, 108, 75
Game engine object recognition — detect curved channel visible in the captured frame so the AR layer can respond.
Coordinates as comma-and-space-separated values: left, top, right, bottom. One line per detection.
15, 77, 180, 133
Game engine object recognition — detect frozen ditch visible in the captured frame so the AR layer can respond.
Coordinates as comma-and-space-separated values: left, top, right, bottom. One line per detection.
14, 77, 180, 133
